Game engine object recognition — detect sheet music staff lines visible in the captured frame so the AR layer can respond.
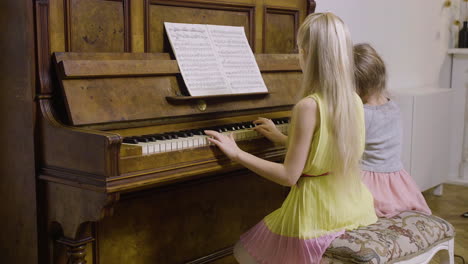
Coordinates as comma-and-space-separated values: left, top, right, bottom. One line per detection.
165, 22, 268, 96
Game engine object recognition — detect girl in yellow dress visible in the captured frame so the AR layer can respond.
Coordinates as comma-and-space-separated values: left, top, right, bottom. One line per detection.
205, 12, 377, 264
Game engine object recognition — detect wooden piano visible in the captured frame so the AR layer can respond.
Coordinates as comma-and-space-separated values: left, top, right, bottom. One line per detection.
34, 0, 315, 263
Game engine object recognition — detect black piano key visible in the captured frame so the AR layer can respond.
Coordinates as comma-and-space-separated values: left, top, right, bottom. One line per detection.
164, 133, 178, 139
176, 131, 189, 138
155, 135, 167, 140
183, 130, 196, 136
141, 135, 157, 141
177, 130, 191, 137
240, 122, 250, 128
275, 119, 284, 124
214, 127, 225, 133
123, 138, 139, 144
194, 130, 204, 135
221, 125, 232, 132
135, 137, 149, 143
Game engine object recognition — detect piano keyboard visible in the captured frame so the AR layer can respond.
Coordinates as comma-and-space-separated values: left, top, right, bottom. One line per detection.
122, 118, 290, 155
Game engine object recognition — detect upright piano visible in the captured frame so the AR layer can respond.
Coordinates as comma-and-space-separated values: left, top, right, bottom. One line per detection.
35, 1, 315, 263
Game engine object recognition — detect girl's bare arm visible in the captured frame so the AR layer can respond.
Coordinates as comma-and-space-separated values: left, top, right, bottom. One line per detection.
205, 98, 317, 186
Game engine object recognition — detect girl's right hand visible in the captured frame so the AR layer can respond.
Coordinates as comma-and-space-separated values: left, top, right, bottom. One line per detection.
253, 117, 287, 145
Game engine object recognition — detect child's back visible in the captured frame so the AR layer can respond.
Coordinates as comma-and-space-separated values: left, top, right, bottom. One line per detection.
354, 43, 431, 218
362, 100, 403, 173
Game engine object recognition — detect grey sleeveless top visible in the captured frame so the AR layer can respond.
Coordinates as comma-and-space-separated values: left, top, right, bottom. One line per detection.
361, 100, 404, 172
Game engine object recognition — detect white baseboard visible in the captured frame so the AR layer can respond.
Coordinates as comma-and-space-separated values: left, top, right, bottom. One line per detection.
458, 161, 468, 182
445, 179, 468, 186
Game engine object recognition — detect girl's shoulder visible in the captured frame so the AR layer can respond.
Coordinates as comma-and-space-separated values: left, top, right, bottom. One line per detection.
295, 96, 318, 113
304, 92, 326, 106
364, 98, 400, 112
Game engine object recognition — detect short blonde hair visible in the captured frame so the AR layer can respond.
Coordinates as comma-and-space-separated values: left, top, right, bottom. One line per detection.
353, 43, 387, 99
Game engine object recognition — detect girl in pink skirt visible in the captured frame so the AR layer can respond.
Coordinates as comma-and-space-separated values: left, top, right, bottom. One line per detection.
354, 43, 431, 218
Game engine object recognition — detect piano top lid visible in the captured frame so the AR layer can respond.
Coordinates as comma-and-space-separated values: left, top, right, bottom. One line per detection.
52, 52, 302, 127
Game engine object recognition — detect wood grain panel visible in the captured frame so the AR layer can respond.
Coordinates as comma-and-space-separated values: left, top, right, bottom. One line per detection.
65, 0, 130, 52
263, 7, 299, 53
145, 0, 255, 52
96, 173, 286, 263
54, 53, 301, 126
60, 70, 300, 125
0, 0, 38, 263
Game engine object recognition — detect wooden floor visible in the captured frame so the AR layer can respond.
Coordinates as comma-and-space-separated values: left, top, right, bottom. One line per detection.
424, 184, 468, 264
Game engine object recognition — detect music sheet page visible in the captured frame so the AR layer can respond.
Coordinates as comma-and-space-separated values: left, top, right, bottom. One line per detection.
165, 22, 267, 96
206, 25, 267, 94
164, 22, 231, 96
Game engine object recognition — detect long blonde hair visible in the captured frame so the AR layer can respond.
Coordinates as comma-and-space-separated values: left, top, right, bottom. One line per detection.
297, 13, 363, 188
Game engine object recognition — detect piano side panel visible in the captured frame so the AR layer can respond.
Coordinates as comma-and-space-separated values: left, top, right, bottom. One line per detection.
0, 0, 38, 263
97, 172, 287, 263
39, 100, 121, 179
146, 1, 254, 53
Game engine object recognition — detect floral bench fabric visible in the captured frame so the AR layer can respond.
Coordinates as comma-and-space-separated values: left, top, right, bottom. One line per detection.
323, 211, 455, 264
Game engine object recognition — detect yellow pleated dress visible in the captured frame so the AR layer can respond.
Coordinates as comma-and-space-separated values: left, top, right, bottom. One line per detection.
240, 93, 378, 264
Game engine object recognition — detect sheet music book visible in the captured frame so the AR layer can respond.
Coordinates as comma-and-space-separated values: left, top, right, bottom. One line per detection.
164, 22, 268, 96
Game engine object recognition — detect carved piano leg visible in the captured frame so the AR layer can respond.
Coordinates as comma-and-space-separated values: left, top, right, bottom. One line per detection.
45, 182, 119, 264
56, 236, 94, 264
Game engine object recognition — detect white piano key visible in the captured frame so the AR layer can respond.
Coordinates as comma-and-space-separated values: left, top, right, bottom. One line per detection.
160, 142, 166, 152
187, 139, 194, 148
153, 143, 161, 153
147, 144, 155, 153
137, 143, 149, 155
176, 140, 183, 149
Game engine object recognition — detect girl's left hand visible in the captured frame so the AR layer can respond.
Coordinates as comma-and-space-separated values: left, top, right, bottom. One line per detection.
204, 130, 242, 161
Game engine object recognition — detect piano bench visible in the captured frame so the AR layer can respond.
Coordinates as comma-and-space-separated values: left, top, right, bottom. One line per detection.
322, 211, 455, 264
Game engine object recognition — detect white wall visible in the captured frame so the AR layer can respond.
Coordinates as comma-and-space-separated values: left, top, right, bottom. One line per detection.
316, 0, 459, 90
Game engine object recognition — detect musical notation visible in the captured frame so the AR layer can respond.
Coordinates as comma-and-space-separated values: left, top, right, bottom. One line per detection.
165, 23, 230, 95
165, 22, 268, 96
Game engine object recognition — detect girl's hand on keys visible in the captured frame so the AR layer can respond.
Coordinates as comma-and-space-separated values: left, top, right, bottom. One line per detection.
204, 130, 242, 161
253, 117, 287, 145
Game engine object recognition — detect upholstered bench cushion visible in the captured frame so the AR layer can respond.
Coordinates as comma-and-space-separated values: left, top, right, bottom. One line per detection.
323, 211, 455, 264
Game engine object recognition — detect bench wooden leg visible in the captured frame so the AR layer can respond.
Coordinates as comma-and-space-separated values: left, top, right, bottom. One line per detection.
438, 239, 454, 264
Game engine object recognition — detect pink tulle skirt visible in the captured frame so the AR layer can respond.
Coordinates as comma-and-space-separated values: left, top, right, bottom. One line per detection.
361, 169, 431, 218
239, 221, 343, 264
